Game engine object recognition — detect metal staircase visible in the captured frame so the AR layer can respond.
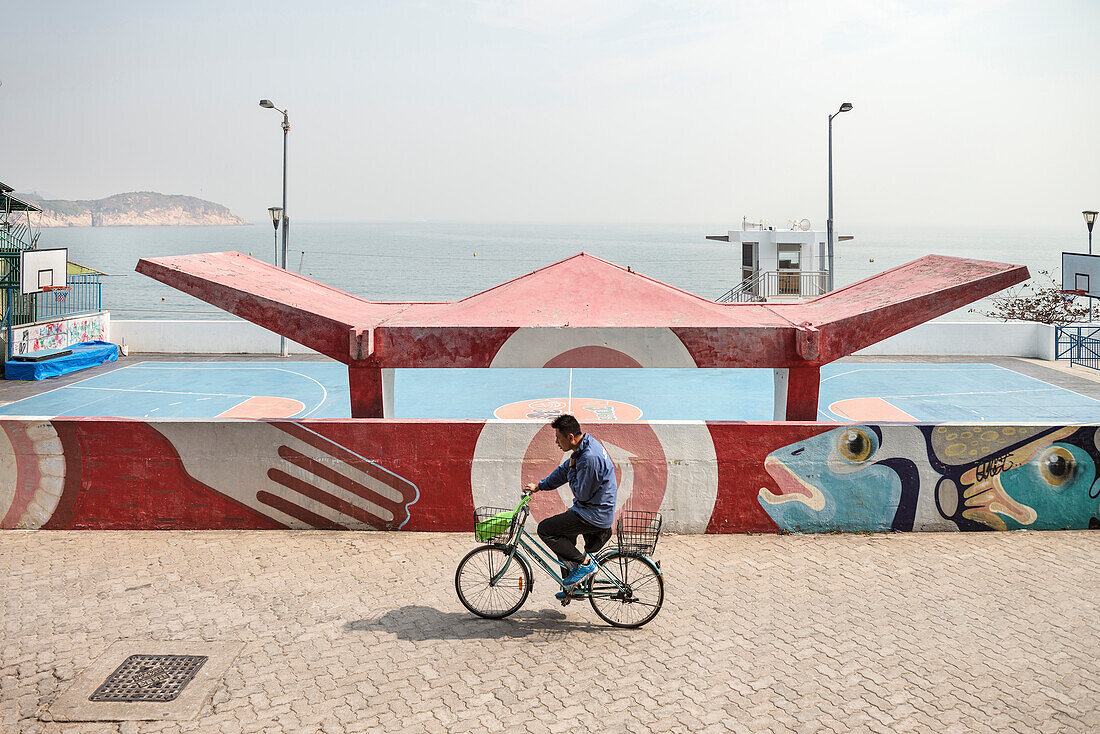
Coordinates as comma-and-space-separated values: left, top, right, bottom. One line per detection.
717, 270, 828, 303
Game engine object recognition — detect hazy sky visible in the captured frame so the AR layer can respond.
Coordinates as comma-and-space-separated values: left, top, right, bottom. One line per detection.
3, 1, 1098, 227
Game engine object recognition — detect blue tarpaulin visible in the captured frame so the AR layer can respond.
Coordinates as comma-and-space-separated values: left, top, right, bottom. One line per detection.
4, 341, 119, 381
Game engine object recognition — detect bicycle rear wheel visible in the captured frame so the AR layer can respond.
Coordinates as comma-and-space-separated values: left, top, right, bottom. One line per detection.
588, 552, 664, 628
455, 545, 531, 619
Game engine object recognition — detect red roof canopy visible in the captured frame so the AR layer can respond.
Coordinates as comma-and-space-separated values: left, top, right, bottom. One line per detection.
137, 250, 1027, 369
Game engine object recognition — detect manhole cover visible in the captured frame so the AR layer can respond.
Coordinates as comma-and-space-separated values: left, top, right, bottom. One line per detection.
89, 654, 208, 703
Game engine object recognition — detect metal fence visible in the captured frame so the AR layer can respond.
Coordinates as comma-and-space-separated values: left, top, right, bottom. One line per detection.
1055, 325, 1100, 370
3, 274, 103, 328
717, 270, 829, 303
27, 274, 103, 323
0, 223, 39, 252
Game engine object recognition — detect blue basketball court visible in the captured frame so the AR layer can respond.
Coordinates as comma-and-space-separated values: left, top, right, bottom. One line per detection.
0, 361, 1098, 423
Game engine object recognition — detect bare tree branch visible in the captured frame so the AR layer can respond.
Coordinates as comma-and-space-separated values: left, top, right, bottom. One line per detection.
969, 269, 1090, 325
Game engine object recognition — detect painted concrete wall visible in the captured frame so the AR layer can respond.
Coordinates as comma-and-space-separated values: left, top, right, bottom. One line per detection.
112, 319, 318, 355
8, 311, 110, 357
3, 418, 1095, 534
854, 321, 1054, 359
112, 319, 1055, 359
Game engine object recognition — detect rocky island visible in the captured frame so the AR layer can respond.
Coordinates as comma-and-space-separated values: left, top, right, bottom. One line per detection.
21, 191, 250, 227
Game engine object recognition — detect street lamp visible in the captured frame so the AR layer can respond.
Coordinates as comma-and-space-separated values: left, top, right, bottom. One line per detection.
267, 206, 282, 265
1084, 210, 1098, 322
827, 101, 854, 293
260, 98, 290, 356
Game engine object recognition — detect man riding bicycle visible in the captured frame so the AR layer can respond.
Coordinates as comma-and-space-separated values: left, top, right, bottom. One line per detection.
525, 414, 618, 598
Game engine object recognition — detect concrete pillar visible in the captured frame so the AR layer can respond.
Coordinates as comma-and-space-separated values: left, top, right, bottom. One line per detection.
772, 368, 789, 421
773, 366, 820, 421
348, 364, 394, 418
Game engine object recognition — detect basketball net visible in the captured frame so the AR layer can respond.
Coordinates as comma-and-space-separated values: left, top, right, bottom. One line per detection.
40, 285, 70, 303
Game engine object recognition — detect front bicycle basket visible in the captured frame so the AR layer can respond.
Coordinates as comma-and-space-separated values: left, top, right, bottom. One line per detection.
616, 510, 663, 555
474, 506, 520, 543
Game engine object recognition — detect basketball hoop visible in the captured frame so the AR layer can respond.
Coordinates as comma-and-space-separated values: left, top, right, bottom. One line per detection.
1060, 289, 1087, 305
40, 285, 71, 302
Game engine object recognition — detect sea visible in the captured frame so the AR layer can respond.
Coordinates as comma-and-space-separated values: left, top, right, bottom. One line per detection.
32, 222, 1087, 321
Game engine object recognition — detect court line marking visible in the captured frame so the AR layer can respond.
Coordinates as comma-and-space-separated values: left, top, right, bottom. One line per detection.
25, 391, 128, 419
819, 365, 1004, 385
5, 360, 1096, 421
68, 386, 254, 398
822, 364, 1100, 404
0, 359, 145, 406
567, 368, 573, 414
218, 398, 252, 418
874, 369, 1100, 407
862, 388, 1060, 400
28, 366, 174, 416
126, 362, 344, 371
985, 363, 1100, 405
816, 364, 1100, 421
93, 363, 333, 418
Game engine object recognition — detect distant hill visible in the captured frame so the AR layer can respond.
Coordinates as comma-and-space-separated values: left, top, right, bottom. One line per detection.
19, 191, 250, 227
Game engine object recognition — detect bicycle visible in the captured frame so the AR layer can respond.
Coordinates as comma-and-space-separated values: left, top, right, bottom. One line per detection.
454, 492, 664, 628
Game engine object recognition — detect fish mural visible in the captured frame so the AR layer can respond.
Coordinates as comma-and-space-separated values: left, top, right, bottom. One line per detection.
759, 424, 1100, 533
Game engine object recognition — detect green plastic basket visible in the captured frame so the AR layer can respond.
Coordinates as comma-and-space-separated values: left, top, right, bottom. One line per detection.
474, 506, 518, 543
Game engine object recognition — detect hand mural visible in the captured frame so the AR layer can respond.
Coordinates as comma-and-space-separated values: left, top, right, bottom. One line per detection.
150, 421, 420, 529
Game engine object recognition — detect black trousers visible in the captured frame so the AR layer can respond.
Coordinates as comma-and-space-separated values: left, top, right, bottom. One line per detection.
537, 509, 612, 567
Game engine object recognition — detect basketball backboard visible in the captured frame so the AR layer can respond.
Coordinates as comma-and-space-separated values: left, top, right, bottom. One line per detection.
1062, 252, 1100, 299
20, 248, 68, 295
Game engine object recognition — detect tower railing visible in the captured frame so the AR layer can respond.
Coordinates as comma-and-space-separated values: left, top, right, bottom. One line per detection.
717, 270, 828, 303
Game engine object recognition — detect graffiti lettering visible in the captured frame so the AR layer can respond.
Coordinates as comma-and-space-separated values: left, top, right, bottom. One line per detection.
974, 454, 1014, 483
584, 405, 617, 421
526, 409, 563, 420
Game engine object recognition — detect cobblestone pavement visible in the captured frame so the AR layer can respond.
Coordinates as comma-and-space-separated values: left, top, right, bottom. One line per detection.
3, 530, 1098, 733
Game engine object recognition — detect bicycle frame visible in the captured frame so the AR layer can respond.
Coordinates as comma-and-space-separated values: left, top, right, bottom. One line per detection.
488, 496, 644, 600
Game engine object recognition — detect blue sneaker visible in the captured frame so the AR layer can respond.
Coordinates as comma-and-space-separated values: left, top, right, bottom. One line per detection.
562, 559, 597, 587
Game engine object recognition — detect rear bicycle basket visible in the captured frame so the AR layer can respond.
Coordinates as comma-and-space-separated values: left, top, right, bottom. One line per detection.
616, 510, 663, 555
474, 506, 520, 544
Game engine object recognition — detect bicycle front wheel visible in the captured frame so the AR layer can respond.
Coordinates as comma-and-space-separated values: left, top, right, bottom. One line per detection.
588, 552, 664, 628
455, 545, 531, 619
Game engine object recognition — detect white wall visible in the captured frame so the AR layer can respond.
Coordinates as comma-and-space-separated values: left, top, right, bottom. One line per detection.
112, 320, 318, 355
729, 229, 828, 273
111, 319, 1056, 360
854, 321, 1055, 360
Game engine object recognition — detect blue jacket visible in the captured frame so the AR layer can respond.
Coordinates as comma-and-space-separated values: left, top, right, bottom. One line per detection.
537, 433, 618, 528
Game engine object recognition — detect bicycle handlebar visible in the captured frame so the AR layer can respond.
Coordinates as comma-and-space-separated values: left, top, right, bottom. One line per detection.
510, 491, 533, 519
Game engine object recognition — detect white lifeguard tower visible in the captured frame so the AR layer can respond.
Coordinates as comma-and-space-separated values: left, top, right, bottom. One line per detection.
708, 217, 853, 303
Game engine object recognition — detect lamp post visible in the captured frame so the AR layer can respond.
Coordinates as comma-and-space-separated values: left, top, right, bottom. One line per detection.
260, 99, 290, 356
1085, 210, 1098, 323
267, 207, 282, 265
827, 101, 853, 293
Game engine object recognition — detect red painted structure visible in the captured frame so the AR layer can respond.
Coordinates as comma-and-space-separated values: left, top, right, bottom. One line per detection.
6, 419, 1097, 534
136, 252, 1027, 419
